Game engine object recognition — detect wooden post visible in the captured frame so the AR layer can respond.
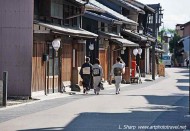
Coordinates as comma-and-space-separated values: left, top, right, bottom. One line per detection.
152, 13, 156, 80
3, 71, 8, 107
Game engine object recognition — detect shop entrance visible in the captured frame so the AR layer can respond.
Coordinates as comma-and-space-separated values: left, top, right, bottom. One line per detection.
46, 44, 61, 94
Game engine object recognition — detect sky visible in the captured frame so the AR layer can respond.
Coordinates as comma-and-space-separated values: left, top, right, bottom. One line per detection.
137, 0, 190, 30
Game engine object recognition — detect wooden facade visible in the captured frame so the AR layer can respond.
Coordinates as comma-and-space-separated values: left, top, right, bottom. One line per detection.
99, 49, 108, 81
62, 44, 72, 82
32, 42, 46, 92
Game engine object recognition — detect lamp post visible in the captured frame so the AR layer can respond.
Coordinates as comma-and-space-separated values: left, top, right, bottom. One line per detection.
138, 48, 142, 57
121, 47, 126, 54
51, 38, 61, 93
133, 48, 142, 82
89, 42, 94, 63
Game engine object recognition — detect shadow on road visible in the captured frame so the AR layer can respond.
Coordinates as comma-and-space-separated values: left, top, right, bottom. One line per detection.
18, 95, 190, 131
176, 79, 189, 83
177, 85, 189, 91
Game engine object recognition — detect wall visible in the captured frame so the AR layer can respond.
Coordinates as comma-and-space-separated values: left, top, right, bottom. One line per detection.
176, 25, 183, 37
0, 0, 33, 96
183, 23, 190, 37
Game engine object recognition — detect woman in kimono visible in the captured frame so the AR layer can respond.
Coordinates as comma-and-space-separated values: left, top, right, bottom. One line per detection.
92, 58, 103, 95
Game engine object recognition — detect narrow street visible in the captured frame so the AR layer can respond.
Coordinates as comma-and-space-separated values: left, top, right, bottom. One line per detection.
0, 67, 189, 131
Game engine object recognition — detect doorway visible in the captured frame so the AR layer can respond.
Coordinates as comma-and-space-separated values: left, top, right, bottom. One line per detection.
46, 43, 61, 94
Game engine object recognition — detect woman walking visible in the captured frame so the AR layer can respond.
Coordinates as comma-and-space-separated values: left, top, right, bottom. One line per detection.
92, 58, 103, 95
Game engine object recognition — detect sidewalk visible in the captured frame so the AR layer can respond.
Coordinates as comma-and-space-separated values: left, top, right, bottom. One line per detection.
1, 74, 160, 110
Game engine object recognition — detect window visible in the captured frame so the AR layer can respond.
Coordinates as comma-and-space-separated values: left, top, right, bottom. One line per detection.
108, 25, 117, 34
34, 0, 40, 16
51, 0, 63, 19
122, 8, 130, 16
63, 5, 70, 25
148, 15, 153, 24
162, 56, 170, 60
72, 7, 78, 26
101, 22, 105, 32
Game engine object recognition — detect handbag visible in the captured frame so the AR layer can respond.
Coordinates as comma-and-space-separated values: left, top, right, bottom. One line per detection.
98, 82, 104, 90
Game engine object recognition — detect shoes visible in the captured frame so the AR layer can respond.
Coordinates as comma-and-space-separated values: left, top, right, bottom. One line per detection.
83, 88, 86, 94
96, 92, 99, 95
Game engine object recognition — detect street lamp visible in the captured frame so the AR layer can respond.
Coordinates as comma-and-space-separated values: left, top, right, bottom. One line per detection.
138, 48, 142, 58
89, 43, 94, 51
52, 38, 61, 51
89, 42, 94, 63
133, 48, 138, 56
133, 48, 143, 82
133, 48, 142, 57
121, 47, 126, 54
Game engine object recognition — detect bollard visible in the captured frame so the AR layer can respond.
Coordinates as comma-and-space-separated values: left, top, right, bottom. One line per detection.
3, 71, 8, 107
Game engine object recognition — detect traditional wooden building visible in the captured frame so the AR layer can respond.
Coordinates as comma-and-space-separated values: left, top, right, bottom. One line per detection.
0, 0, 98, 97
33, 0, 98, 95
0, 0, 33, 97
86, 0, 139, 83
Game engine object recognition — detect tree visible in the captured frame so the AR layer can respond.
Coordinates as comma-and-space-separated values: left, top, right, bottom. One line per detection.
169, 33, 181, 53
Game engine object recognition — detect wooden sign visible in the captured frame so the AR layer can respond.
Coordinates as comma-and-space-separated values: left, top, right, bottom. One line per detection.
158, 64, 165, 77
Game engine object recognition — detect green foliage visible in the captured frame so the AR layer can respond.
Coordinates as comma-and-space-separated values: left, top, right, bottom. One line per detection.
169, 33, 181, 53
158, 28, 177, 51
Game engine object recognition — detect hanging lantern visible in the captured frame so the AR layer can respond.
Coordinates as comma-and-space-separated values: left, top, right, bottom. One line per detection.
89, 43, 94, 50
138, 48, 142, 55
133, 48, 138, 56
52, 38, 61, 51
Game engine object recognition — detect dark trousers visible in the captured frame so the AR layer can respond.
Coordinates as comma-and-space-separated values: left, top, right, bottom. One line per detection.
82, 75, 92, 90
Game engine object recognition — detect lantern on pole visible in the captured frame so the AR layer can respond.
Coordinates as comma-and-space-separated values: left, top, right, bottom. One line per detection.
52, 38, 61, 51
133, 48, 138, 56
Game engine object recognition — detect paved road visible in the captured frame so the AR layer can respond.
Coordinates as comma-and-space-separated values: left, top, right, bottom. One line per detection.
0, 67, 189, 131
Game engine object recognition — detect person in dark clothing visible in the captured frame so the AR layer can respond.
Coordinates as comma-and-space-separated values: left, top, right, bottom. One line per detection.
186, 59, 189, 68
79, 57, 93, 94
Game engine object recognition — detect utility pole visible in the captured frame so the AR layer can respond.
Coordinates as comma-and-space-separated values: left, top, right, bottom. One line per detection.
152, 12, 156, 80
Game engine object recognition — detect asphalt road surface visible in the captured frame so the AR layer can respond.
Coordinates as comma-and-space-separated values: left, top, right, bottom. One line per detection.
0, 67, 189, 131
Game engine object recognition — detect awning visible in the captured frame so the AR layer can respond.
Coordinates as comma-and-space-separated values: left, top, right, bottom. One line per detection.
85, 3, 106, 13
140, 34, 156, 43
84, 11, 122, 25
150, 47, 165, 53
74, 0, 86, 4
122, 29, 147, 41
179, 36, 190, 52
178, 36, 190, 43
98, 31, 139, 47
111, 37, 139, 47
34, 21, 98, 38
98, 31, 122, 39
126, 0, 155, 13
89, 0, 138, 25
115, 0, 145, 14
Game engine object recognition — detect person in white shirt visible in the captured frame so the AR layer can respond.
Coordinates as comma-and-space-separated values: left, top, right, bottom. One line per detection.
110, 57, 125, 94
